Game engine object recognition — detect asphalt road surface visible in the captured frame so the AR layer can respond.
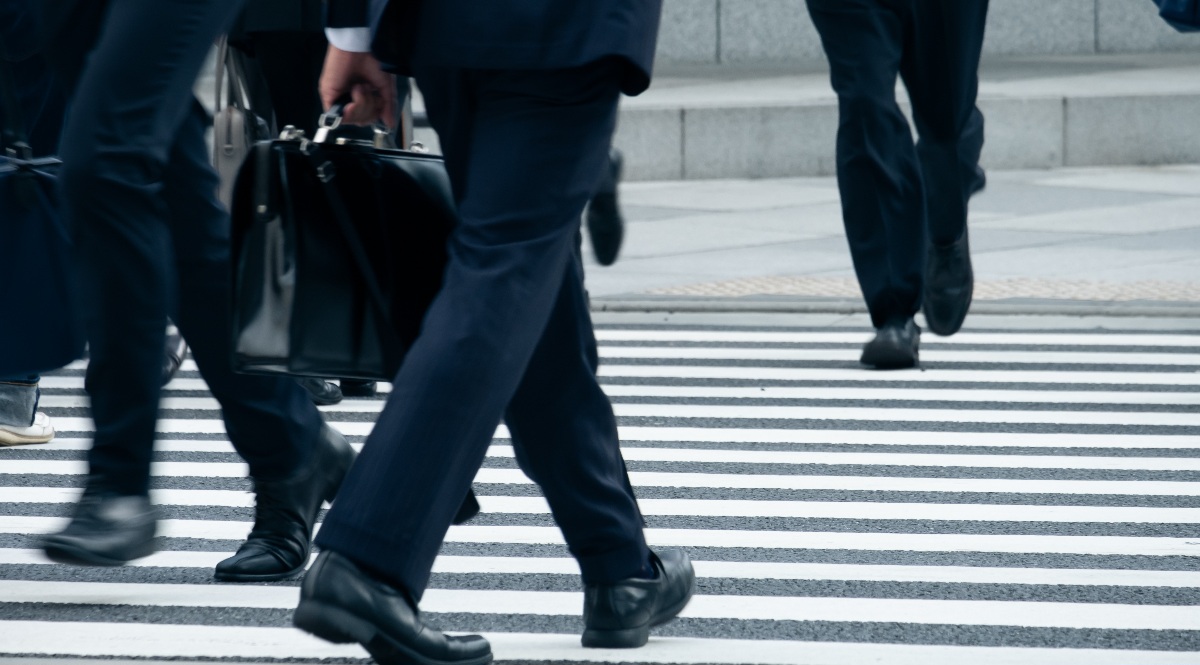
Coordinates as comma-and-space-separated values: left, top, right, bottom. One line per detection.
1, 318, 1198, 664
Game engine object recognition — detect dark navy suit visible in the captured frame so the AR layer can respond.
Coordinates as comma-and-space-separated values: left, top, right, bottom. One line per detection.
38, 0, 326, 495
806, 0, 988, 328
317, 0, 661, 598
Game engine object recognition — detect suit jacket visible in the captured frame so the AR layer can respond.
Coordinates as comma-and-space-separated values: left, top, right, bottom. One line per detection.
233, 0, 325, 35
327, 0, 662, 95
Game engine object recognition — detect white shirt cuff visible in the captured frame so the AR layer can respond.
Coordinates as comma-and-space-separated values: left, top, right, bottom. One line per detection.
325, 27, 372, 53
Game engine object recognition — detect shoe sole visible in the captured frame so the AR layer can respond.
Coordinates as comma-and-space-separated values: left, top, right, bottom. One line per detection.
0, 436, 52, 446
43, 539, 155, 566
295, 600, 493, 665
582, 625, 650, 649
0, 430, 54, 446
860, 345, 918, 370
213, 562, 307, 583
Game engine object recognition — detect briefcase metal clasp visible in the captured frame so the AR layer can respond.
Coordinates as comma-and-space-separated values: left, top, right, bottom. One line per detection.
313, 112, 342, 144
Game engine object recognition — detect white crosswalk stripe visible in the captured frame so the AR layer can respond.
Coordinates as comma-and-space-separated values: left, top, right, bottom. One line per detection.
3, 324, 1199, 663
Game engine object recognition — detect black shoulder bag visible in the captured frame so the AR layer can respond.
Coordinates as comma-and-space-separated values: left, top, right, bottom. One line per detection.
0, 57, 83, 376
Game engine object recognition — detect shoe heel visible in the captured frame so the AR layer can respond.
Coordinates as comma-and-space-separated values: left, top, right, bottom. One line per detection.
294, 600, 377, 645
323, 441, 357, 504
582, 626, 650, 649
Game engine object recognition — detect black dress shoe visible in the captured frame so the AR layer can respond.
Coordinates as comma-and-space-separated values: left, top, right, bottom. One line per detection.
585, 149, 625, 266
969, 164, 987, 197
453, 489, 480, 525
295, 550, 493, 665
298, 377, 344, 406
339, 379, 378, 398
161, 324, 187, 387
41, 485, 158, 566
923, 229, 974, 337
582, 549, 696, 648
214, 426, 356, 582
860, 318, 920, 370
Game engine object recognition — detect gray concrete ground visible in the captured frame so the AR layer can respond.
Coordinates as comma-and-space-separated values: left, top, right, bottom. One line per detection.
582, 164, 1200, 317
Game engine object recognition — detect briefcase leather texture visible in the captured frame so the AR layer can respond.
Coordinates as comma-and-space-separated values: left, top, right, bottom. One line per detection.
229, 125, 455, 381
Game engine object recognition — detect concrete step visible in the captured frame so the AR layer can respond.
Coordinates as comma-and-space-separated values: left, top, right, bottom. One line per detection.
657, 0, 1200, 66
613, 53, 1200, 181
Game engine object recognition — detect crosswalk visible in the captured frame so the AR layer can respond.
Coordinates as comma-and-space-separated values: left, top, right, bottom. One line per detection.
1, 320, 1198, 663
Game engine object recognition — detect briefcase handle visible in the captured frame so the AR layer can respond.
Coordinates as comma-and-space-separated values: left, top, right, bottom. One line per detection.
314, 100, 397, 150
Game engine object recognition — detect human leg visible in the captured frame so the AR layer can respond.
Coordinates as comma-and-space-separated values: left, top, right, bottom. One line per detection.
902, 0, 988, 247
503, 255, 695, 648
42, 0, 244, 564
53, 0, 244, 497
807, 0, 924, 366
902, 0, 989, 336
313, 60, 625, 597
503, 257, 646, 584
160, 96, 353, 581
42, 0, 338, 568
297, 59, 630, 664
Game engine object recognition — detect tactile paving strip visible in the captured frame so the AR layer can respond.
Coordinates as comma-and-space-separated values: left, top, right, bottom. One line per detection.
649, 276, 1200, 302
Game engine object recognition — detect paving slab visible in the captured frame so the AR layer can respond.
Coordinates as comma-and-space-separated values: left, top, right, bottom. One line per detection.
582, 165, 1200, 316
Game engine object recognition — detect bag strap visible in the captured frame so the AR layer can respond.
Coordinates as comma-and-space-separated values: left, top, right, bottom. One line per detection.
305, 151, 406, 371
214, 36, 254, 114
214, 37, 226, 112
0, 57, 32, 159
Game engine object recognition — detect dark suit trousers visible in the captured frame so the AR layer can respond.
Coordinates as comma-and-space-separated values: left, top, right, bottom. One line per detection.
807, 0, 988, 328
316, 59, 650, 598
0, 2, 65, 156
233, 30, 329, 136
50, 0, 323, 495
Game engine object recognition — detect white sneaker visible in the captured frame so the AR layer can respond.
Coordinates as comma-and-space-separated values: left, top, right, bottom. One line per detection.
0, 412, 55, 446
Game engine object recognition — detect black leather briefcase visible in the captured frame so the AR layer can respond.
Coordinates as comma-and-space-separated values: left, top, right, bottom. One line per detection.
229, 114, 456, 381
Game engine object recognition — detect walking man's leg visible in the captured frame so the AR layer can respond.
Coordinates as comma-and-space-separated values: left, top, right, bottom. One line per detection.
504, 253, 694, 649
807, 0, 924, 368
160, 98, 355, 582
295, 59, 691, 662
902, 0, 990, 336
39, 0, 352, 575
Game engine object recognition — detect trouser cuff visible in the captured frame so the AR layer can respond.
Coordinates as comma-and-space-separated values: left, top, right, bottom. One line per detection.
575, 538, 651, 586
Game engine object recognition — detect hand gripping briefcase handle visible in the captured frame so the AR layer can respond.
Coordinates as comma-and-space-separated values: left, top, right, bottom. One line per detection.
229, 105, 456, 381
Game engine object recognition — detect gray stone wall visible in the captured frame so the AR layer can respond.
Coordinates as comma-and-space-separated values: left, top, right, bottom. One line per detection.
655, 0, 1200, 66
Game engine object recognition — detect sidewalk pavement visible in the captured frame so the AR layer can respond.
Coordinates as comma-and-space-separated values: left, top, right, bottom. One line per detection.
582, 164, 1200, 317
